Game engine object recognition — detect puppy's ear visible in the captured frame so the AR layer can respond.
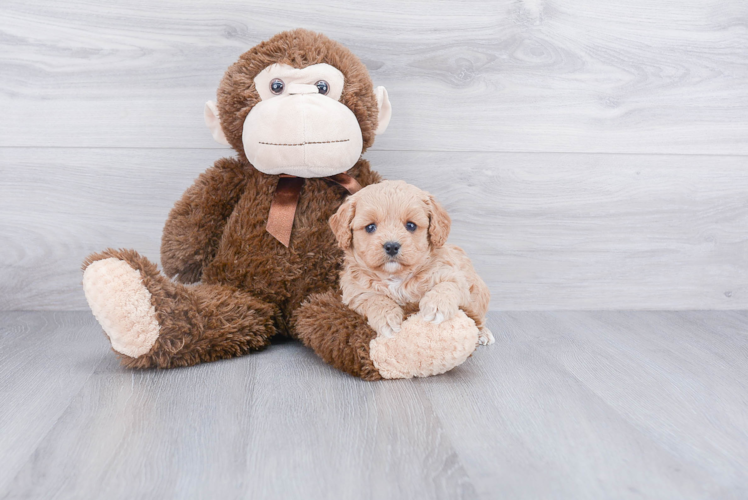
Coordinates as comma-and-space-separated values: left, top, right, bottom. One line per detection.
427, 195, 451, 248
329, 197, 356, 250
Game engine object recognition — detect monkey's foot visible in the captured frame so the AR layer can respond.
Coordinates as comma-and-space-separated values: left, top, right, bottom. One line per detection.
369, 310, 478, 379
82, 258, 160, 358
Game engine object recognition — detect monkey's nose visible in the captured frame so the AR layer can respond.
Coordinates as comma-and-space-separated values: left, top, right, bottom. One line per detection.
384, 241, 401, 257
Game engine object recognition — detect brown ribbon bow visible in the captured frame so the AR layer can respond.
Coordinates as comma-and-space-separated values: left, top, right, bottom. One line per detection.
266, 172, 362, 247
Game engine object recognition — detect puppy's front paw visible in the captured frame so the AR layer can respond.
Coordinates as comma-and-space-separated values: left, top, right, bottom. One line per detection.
478, 327, 495, 346
369, 308, 403, 338
418, 294, 459, 325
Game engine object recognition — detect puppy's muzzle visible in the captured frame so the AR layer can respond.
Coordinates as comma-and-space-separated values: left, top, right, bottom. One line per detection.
384, 241, 401, 257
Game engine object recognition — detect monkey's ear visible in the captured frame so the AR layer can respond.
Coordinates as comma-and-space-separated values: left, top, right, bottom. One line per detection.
427, 195, 451, 248
374, 87, 392, 135
329, 198, 356, 250
204, 101, 230, 146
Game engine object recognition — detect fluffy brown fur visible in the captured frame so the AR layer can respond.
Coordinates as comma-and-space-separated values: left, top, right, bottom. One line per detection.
82, 29, 384, 375
217, 29, 380, 161
330, 181, 493, 344
83, 248, 277, 368
292, 291, 383, 381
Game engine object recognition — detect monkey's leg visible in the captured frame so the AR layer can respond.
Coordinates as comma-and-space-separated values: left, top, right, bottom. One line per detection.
292, 291, 478, 380
82, 249, 276, 368
292, 291, 383, 381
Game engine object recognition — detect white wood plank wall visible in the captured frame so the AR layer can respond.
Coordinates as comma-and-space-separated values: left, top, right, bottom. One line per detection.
1, 0, 746, 310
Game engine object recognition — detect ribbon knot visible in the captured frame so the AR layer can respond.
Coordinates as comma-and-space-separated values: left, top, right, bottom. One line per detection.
266, 172, 362, 247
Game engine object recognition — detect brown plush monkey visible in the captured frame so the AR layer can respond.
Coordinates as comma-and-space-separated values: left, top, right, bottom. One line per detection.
81, 29, 479, 380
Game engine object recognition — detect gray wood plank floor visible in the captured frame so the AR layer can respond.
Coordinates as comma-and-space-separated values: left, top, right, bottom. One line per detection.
2, 310, 747, 499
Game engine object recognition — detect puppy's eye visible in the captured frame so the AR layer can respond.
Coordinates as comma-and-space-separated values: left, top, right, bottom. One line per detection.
315, 80, 329, 95
270, 78, 285, 95
405, 221, 417, 232
365, 223, 377, 233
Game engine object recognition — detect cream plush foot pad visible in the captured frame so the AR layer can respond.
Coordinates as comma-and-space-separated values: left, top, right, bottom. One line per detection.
369, 311, 479, 379
82, 258, 160, 358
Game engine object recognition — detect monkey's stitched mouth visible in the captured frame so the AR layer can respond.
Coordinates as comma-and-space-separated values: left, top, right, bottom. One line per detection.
258, 139, 350, 146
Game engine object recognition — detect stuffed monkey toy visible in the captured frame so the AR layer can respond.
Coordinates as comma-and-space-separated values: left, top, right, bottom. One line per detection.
81, 29, 479, 380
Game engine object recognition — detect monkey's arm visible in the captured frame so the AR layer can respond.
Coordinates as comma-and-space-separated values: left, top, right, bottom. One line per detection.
161, 157, 248, 283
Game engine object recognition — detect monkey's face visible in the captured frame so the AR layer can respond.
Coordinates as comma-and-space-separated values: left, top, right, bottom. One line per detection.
204, 30, 392, 179
242, 63, 364, 178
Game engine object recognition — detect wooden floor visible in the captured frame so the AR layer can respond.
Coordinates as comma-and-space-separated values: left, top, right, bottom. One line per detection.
1, 310, 746, 499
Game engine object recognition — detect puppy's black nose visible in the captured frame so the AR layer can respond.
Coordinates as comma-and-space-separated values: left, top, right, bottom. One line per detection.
384, 241, 401, 256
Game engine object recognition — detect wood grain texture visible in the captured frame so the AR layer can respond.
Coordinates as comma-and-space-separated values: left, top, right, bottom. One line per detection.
0, 312, 108, 494
1, 148, 746, 311
1, 0, 747, 310
423, 310, 748, 499
0, 313, 477, 500
2, 310, 747, 499
0, 0, 747, 153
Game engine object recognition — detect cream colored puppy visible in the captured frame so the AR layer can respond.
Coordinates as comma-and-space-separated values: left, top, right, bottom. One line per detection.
329, 180, 494, 345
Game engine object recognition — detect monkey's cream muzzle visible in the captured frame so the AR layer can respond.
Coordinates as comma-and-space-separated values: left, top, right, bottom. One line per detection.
241, 83, 364, 178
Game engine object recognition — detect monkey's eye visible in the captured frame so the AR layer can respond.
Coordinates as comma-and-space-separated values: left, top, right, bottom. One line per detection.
405, 222, 417, 232
315, 80, 329, 95
270, 79, 285, 95
365, 223, 377, 234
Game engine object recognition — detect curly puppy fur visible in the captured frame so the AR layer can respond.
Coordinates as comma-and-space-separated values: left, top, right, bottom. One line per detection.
82, 29, 384, 374
330, 180, 493, 343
